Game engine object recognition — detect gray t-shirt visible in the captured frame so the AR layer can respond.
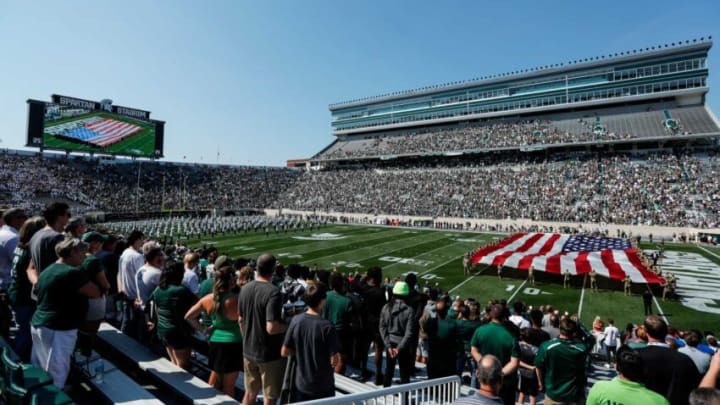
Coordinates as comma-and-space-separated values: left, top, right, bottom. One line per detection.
29, 228, 64, 273
454, 392, 504, 405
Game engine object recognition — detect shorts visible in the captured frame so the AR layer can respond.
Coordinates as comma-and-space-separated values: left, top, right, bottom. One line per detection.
86, 295, 107, 321
417, 338, 429, 358
208, 341, 243, 373
244, 357, 286, 400
519, 374, 539, 396
160, 329, 192, 350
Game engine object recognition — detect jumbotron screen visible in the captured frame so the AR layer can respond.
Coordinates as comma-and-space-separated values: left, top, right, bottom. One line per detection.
26, 95, 165, 158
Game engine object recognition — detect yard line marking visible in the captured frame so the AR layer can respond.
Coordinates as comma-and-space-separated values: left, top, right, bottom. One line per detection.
578, 275, 587, 321
699, 246, 720, 261
507, 280, 528, 303
309, 233, 448, 263
448, 274, 476, 294
417, 252, 464, 276
648, 284, 669, 324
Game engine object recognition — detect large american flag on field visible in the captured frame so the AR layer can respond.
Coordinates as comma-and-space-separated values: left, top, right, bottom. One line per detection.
471, 233, 664, 284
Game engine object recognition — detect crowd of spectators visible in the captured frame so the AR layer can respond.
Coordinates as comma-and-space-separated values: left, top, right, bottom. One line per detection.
320, 110, 694, 160
2, 201, 719, 404
276, 152, 720, 228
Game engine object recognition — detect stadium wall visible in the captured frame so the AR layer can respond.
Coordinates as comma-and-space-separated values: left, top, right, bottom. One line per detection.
266, 209, 719, 240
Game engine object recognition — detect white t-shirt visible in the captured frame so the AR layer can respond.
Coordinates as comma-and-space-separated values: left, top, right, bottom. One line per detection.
604, 325, 620, 347
182, 270, 200, 295
509, 314, 531, 329
136, 265, 162, 310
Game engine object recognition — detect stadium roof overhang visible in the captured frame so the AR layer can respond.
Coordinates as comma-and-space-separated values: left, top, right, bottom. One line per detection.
331, 87, 709, 136
328, 40, 712, 112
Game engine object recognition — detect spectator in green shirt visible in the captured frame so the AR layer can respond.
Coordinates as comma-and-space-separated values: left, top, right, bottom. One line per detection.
31, 238, 101, 388
150, 262, 198, 370
587, 345, 669, 405
426, 296, 458, 379
535, 318, 588, 405
321, 272, 354, 374
471, 303, 520, 405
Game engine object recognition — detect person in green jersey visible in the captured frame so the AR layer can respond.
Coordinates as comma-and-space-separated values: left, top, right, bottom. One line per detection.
31, 238, 101, 388
535, 318, 588, 405
149, 263, 198, 370
587, 345, 669, 405
186, 265, 245, 397
471, 303, 520, 405
455, 301, 482, 387
8, 216, 46, 362
78, 231, 111, 357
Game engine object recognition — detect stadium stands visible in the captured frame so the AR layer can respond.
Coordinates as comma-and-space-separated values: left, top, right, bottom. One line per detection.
315, 104, 720, 160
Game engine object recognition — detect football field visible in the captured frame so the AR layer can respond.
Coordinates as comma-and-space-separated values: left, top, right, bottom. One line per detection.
186, 224, 720, 332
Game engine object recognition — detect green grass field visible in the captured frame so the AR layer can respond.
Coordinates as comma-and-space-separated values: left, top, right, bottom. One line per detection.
43, 111, 156, 157
185, 225, 720, 333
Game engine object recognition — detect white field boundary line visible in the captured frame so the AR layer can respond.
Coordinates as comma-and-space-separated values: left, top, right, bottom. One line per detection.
578, 274, 587, 321
307, 233, 450, 264
181, 224, 356, 244
646, 284, 669, 324
448, 274, 477, 294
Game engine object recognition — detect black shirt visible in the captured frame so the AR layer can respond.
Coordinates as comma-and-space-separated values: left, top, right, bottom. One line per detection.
238, 280, 284, 362
283, 313, 338, 395
638, 344, 701, 405
360, 283, 386, 327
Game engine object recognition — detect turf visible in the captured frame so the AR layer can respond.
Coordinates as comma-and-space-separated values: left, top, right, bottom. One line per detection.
42, 112, 156, 157
185, 225, 720, 332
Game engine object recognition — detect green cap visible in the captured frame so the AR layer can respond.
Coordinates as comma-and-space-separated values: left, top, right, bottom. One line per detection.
81, 231, 108, 243
392, 281, 410, 296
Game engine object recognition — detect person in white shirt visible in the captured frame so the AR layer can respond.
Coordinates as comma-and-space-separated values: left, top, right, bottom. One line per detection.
509, 301, 531, 329
118, 230, 145, 339
604, 319, 620, 364
679, 330, 711, 374
181, 252, 200, 295
135, 242, 165, 311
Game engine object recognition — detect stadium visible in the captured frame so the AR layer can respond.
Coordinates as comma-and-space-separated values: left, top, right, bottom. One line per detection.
2, 28, 720, 405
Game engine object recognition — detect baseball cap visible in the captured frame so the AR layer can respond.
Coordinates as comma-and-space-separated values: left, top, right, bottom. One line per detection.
82, 231, 108, 243
2, 208, 28, 223
392, 281, 410, 296
214, 255, 232, 269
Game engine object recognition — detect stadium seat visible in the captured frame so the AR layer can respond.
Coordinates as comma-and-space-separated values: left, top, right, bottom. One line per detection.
0, 347, 53, 393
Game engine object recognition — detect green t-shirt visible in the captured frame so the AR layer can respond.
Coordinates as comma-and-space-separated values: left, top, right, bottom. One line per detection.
426, 317, 458, 377
321, 290, 353, 333
586, 377, 669, 405
31, 263, 90, 330
535, 338, 588, 402
80, 255, 104, 290
198, 278, 213, 297
151, 285, 198, 338
456, 318, 482, 352
470, 322, 519, 387
8, 247, 33, 307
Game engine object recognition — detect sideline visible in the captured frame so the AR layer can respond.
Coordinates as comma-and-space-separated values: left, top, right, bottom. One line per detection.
647, 284, 669, 324
699, 245, 720, 261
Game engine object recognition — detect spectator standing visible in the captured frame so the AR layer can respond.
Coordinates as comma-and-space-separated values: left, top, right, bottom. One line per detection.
542, 313, 561, 339
425, 296, 458, 379
64, 216, 87, 239
118, 230, 145, 339
186, 265, 243, 396
456, 301, 482, 387
238, 253, 286, 405
150, 263, 197, 370
321, 272, 354, 374
509, 302, 530, 329
77, 231, 111, 356
182, 252, 200, 295
586, 346, 669, 405
281, 282, 339, 402
29, 202, 70, 278
604, 319, 620, 364
7, 216, 45, 361
0, 208, 27, 340
535, 318, 588, 405
359, 266, 386, 385
637, 315, 701, 405
679, 330, 712, 374
471, 303, 520, 405
379, 281, 417, 387
31, 239, 100, 387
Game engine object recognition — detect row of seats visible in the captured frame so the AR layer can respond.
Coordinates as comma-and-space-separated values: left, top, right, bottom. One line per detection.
0, 340, 73, 405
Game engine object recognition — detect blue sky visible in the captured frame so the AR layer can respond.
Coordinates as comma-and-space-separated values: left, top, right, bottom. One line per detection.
0, 1, 718, 166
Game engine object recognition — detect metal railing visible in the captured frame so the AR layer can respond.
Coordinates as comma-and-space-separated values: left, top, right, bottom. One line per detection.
294, 375, 462, 405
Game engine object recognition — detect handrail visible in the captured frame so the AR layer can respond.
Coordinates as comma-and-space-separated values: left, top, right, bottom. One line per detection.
293, 375, 462, 405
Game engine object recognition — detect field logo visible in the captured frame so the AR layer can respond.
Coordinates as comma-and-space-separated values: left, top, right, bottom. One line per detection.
651, 250, 720, 314
292, 233, 346, 241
